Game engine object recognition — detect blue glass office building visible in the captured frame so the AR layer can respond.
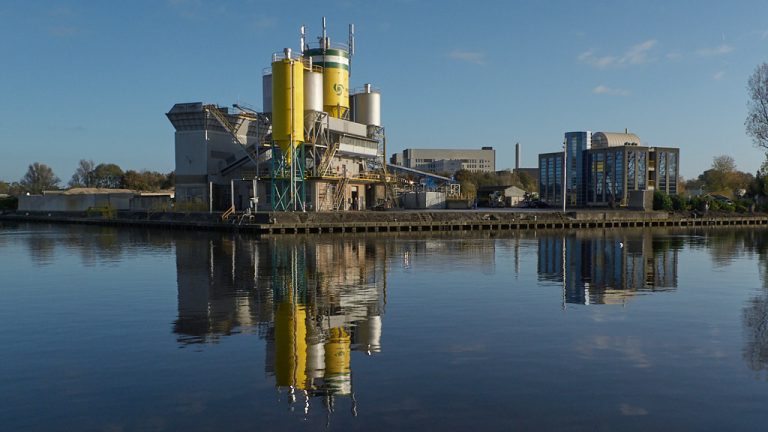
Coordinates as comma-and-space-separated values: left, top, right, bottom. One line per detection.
565, 131, 592, 206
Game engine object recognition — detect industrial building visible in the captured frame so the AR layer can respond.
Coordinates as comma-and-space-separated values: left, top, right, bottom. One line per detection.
390, 147, 496, 174
167, 19, 394, 213
538, 131, 680, 209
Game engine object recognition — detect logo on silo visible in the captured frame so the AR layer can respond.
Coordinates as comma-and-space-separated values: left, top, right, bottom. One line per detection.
333, 83, 344, 96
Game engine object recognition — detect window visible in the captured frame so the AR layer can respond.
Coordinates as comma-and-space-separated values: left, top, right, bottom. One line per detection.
668, 152, 677, 194
615, 152, 624, 200
587, 153, 594, 202
606, 151, 615, 200
596, 153, 604, 202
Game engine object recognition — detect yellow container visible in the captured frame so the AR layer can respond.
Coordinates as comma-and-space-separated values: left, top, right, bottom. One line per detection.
324, 327, 351, 395
271, 57, 304, 161
306, 48, 349, 118
274, 302, 308, 388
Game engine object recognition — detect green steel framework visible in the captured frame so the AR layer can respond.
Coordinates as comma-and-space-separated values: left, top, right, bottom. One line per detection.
271, 143, 307, 211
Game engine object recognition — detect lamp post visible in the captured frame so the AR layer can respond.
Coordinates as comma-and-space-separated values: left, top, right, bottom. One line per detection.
562, 139, 567, 213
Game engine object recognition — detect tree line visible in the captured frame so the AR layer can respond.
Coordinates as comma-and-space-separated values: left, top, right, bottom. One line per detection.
0, 160, 174, 195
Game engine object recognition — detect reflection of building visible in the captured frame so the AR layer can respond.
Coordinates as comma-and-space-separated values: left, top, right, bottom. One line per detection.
173, 234, 386, 416
538, 230, 679, 305
174, 235, 270, 343
539, 131, 680, 208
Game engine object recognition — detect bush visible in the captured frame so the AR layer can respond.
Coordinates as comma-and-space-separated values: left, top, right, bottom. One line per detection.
0, 196, 18, 211
670, 194, 686, 211
690, 196, 705, 211
653, 191, 673, 211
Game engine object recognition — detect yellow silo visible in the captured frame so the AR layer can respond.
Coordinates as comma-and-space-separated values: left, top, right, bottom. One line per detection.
324, 327, 351, 395
271, 48, 304, 163
305, 47, 349, 118
274, 300, 308, 389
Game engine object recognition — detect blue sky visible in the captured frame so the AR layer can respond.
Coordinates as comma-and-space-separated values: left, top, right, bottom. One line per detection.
2, 0, 767, 182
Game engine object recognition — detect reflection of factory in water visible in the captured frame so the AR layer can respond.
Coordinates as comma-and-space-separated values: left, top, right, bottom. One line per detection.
538, 230, 679, 305
173, 234, 386, 415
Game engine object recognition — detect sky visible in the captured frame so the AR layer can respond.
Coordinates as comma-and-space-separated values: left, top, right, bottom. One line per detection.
2, 0, 768, 183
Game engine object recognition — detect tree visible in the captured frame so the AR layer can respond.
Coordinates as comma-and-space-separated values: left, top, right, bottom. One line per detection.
712, 155, 736, 173
699, 155, 753, 196
653, 191, 673, 211
92, 163, 124, 188
121, 170, 170, 191
69, 159, 96, 188
746, 63, 768, 151
19, 162, 60, 194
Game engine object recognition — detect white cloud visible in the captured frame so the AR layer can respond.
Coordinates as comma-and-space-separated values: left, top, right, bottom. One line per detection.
713, 71, 725, 80
253, 16, 276, 31
448, 50, 486, 65
623, 40, 657, 64
696, 44, 734, 56
578, 40, 657, 68
593, 85, 630, 96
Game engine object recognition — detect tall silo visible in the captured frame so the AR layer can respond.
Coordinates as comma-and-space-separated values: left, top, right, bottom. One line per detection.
271, 48, 304, 164
304, 19, 352, 119
303, 64, 323, 113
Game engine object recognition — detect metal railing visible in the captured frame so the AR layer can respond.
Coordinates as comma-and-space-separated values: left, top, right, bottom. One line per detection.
221, 205, 235, 221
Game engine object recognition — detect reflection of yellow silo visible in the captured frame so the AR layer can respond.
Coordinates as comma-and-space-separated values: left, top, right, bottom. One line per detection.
271, 49, 304, 163
324, 327, 351, 395
305, 47, 349, 118
274, 301, 307, 389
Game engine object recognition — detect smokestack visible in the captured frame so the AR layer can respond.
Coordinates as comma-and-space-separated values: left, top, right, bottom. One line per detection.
515, 142, 520, 170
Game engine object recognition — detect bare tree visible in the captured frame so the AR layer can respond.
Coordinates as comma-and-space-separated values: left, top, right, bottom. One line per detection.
69, 159, 96, 188
20, 162, 60, 194
712, 155, 737, 173
746, 63, 768, 151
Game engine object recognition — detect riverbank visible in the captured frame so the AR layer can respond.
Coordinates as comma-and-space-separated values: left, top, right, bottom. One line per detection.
3, 209, 768, 235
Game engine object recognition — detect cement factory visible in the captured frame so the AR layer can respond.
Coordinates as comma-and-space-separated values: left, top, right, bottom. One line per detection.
167, 18, 454, 214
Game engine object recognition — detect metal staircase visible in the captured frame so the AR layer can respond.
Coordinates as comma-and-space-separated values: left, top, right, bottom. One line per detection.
203, 104, 261, 169
332, 177, 349, 210
316, 141, 339, 177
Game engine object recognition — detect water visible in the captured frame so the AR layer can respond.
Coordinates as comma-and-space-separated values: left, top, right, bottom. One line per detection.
2, 223, 768, 431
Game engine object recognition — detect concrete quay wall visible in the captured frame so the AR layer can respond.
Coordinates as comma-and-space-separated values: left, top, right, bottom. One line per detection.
3, 209, 768, 235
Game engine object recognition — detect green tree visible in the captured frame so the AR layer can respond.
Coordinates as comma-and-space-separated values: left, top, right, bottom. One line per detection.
93, 163, 124, 188
121, 170, 170, 191
653, 191, 673, 211
698, 155, 753, 196
19, 162, 60, 194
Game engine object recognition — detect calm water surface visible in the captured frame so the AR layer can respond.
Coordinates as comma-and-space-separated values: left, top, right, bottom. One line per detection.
2, 223, 768, 431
